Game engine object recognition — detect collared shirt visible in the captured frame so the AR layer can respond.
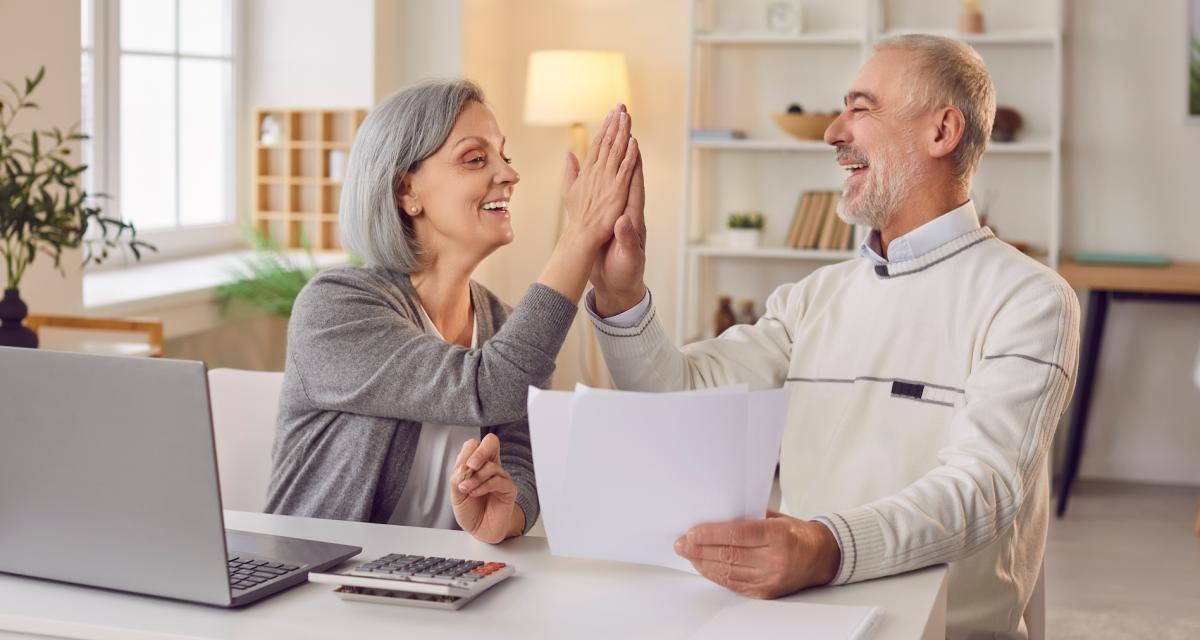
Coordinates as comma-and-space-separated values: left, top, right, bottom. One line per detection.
859, 200, 981, 266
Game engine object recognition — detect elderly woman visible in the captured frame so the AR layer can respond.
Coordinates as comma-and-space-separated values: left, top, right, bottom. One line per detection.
265, 79, 641, 543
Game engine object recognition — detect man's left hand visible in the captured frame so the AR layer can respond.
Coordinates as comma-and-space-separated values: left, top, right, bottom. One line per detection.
674, 510, 842, 599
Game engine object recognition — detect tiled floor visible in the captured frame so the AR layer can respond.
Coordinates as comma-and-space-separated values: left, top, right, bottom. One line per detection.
1046, 480, 1200, 639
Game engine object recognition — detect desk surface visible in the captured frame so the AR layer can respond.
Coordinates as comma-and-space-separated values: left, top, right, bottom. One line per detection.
1058, 259, 1200, 294
0, 511, 947, 640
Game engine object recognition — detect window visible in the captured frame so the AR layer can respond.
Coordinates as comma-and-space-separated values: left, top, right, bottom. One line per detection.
82, 0, 239, 259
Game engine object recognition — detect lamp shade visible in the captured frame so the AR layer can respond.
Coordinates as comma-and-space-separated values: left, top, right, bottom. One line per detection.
523, 50, 631, 126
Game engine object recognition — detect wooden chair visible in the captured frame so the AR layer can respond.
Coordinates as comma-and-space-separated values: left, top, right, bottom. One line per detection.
23, 314, 164, 358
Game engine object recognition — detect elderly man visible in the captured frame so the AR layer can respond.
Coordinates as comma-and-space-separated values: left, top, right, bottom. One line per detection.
586, 34, 1080, 639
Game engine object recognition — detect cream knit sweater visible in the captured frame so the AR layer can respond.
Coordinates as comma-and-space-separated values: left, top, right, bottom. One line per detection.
591, 227, 1080, 639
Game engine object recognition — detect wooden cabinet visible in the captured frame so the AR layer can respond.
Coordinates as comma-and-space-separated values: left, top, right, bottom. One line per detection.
253, 108, 367, 250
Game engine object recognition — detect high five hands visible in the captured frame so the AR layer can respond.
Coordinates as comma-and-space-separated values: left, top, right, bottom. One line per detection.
588, 106, 647, 318
537, 104, 647, 309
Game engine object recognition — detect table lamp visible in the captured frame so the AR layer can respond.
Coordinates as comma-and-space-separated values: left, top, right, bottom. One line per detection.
524, 50, 632, 169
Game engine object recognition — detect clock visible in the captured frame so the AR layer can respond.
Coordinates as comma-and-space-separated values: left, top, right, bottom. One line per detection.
765, 1, 802, 35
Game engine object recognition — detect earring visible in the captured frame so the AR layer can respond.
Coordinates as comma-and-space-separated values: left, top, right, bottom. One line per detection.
410, 207, 419, 213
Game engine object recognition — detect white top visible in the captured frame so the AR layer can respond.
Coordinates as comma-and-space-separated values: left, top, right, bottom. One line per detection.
388, 306, 481, 529
589, 225, 1079, 639
0, 511, 949, 639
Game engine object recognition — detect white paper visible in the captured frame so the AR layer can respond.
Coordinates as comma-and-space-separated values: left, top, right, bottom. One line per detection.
527, 388, 574, 544
744, 388, 791, 520
527, 384, 790, 573
690, 601, 884, 640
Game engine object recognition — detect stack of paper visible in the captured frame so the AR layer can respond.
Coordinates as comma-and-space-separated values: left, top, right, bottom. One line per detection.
528, 385, 791, 573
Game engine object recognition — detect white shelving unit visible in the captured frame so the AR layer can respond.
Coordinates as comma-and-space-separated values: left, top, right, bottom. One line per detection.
674, 0, 1064, 342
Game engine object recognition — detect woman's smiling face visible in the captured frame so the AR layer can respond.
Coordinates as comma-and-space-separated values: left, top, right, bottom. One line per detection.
400, 100, 520, 266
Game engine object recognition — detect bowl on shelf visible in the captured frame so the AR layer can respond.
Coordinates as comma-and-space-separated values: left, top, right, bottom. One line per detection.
771, 112, 837, 141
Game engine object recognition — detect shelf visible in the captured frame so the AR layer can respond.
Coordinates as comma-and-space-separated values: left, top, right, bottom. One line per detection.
256, 141, 351, 150
878, 28, 1060, 46
254, 107, 364, 250
695, 30, 866, 46
689, 245, 856, 261
692, 138, 829, 151
286, 141, 353, 149
256, 176, 343, 185
986, 139, 1056, 154
690, 137, 1055, 154
677, 2, 1064, 343
254, 212, 337, 221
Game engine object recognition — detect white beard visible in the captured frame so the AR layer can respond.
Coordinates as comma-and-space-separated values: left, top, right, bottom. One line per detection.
837, 144, 923, 231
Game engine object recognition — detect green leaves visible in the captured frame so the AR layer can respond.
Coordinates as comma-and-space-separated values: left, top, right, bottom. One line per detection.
1, 66, 154, 289
1190, 38, 1200, 116
215, 222, 319, 318
727, 211, 765, 230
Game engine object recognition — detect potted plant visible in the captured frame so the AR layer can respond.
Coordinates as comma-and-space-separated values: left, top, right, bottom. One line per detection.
726, 211, 765, 250
215, 222, 322, 318
1, 67, 152, 348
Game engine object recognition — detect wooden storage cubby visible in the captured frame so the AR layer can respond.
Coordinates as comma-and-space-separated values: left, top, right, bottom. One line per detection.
253, 107, 367, 250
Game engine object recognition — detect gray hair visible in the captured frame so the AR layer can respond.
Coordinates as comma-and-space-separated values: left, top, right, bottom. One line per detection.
340, 79, 486, 272
874, 34, 996, 192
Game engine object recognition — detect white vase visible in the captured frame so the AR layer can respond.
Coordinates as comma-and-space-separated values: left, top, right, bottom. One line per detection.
726, 228, 761, 250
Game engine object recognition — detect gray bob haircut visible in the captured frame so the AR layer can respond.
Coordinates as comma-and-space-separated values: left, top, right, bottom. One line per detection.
340, 79, 486, 272
874, 34, 996, 192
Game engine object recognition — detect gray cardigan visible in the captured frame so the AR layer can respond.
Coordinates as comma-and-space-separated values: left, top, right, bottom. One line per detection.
264, 265, 577, 532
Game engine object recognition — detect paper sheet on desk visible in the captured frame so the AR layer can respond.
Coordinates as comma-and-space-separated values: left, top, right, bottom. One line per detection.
528, 385, 790, 573
691, 600, 884, 640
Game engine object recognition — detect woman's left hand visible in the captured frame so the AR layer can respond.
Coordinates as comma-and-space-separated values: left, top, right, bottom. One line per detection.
451, 433, 523, 544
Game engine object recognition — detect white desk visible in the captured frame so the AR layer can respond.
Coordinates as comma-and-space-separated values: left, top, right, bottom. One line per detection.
0, 511, 947, 639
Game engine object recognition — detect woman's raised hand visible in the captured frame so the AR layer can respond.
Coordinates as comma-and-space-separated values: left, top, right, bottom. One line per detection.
537, 105, 641, 303
561, 105, 639, 251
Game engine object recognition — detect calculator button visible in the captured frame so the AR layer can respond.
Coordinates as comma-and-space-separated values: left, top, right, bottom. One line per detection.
409, 575, 453, 585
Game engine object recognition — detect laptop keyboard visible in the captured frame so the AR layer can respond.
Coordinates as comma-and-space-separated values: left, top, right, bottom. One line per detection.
227, 555, 301, 591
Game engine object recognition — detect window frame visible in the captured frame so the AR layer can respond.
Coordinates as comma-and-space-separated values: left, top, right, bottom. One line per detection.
82, 0, 245, 269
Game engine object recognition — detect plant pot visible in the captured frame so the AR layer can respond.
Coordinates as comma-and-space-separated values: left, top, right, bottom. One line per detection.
0, 288, 38, 348
726, 228, 762, 250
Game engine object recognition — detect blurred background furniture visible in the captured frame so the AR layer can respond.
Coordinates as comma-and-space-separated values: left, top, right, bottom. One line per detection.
1054, 259, 1200, 517
252, 107, 366, 250
676, 0, 1065, 343
23, 314, 164, 357
207, 368, 284, 512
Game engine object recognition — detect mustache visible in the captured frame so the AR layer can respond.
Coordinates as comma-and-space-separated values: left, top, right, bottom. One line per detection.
835, 146, 870, 165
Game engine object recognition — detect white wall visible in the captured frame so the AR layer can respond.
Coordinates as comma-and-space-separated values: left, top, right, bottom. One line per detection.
243, 0, 376, 109
1063, 0, 1200, 485
0, 0, 83, 314
375, 0, 463, 102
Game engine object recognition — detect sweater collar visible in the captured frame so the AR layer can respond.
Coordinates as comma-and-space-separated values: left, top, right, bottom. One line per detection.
869, 225, 995, 279
860, 200, 981, 267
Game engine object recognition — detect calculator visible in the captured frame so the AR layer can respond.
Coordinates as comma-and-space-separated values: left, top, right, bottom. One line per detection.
307, 553, 515, 610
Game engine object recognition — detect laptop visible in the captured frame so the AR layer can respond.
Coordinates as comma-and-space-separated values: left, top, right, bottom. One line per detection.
0, 347, 361, 607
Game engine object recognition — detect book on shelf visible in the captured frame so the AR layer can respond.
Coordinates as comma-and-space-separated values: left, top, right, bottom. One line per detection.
784, 190, 854, 251
784, 193, 808, 248
690, 128, 747, 141
800, 192, 828, 249
817, 193, 841, 250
